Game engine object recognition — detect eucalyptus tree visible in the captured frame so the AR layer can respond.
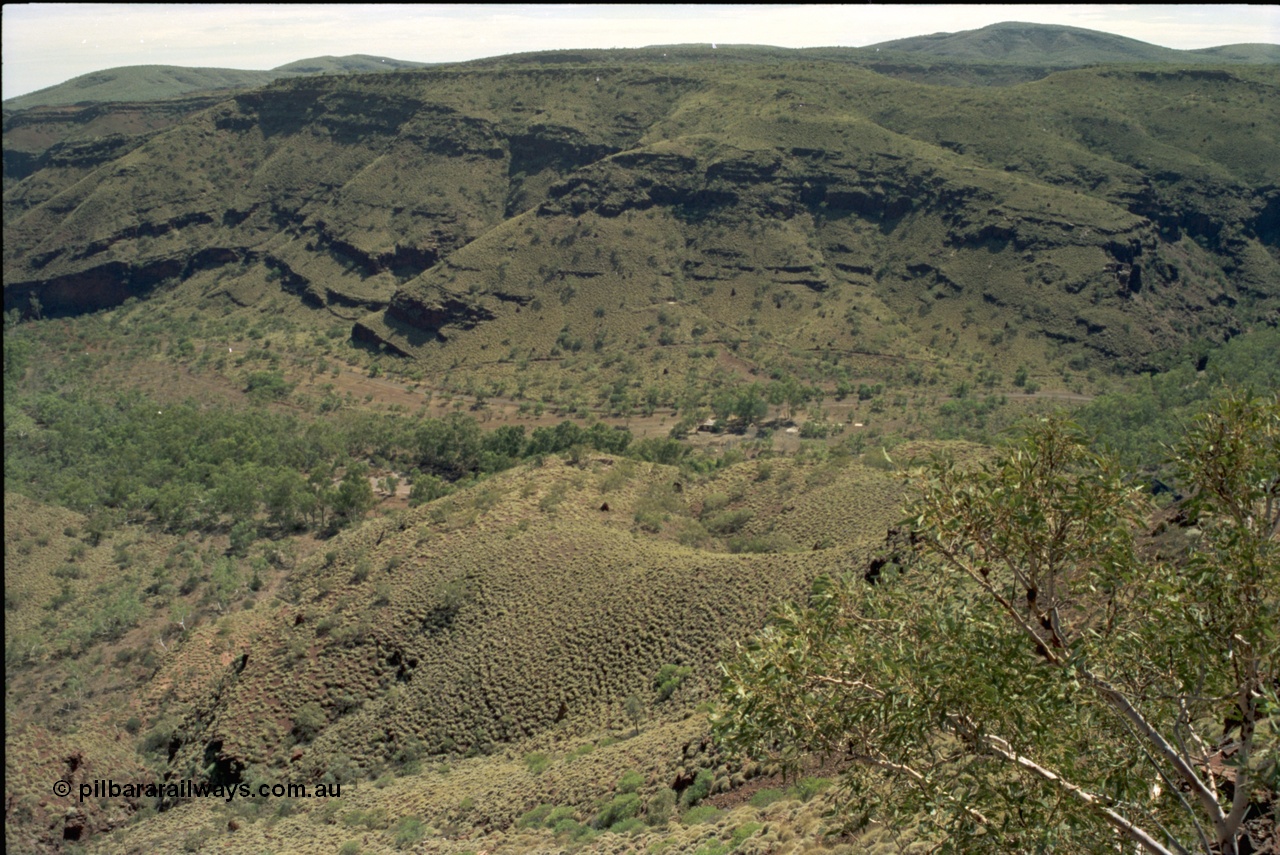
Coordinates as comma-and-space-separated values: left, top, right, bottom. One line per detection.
716, 392, 1277, 854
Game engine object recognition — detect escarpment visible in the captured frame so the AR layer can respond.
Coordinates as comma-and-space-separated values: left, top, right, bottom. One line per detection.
364, 126, 1271, 371
5, 61, 1277, 372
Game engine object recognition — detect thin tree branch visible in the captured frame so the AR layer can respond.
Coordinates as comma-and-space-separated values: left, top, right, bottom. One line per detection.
1221, 678, 1258, 850
810, 674, 886, 698
1078, 668, 1228, 841
978, 732, 1178, 855
1176, 695, 1219, 805
1121, 705, 1213, 855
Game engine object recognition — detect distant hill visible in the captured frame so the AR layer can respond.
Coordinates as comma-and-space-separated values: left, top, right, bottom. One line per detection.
1189, 43, 1280, 63
468, 23, 1280, 72
2, 66, 281, 111
864, 21, 1280, 66
270, 54, 433, 75
2, 55, 429, 110
8, 22, 1277, 112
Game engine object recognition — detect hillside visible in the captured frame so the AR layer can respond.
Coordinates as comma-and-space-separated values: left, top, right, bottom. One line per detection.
2, 55, 431, 111
4, 437, 945, 852
2, 55, 432, 196
2, 95, 228, 193
4, 25, 1280, 855
7, 21, 1277, 114
5, 59, 1278, 396
3, 66, 283, 113
863, 21, 1280, 65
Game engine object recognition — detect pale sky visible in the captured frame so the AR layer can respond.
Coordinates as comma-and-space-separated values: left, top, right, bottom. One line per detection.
4, 4, 1279, 101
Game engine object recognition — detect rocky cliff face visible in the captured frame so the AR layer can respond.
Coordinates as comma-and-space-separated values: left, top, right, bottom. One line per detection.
362, 127, 1271, 372
3, 96, 225, 191
5, 62, 1277, 370
3, 69, 694, 322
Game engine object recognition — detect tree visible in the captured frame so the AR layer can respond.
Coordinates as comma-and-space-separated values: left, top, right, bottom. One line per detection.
484, 423, 528, 459
734, 384, 768, 425
715, 393, 1277, 855
766, 378, 810, 420
212, 463, 260, 520
153, 481, 200, 532
625, 694, 645, 737
416, 413, 482, 478
332, 463, 375, 524
712, 384, 767, 427
263, 467, 307, 530
245, 370, 292, 401
228, 519, 258, 557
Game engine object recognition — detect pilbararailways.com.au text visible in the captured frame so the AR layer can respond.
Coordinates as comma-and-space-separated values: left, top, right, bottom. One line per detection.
60, 779, 342, 803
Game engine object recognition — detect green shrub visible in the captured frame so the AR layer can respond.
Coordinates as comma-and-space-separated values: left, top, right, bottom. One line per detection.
699, 493, 730, 518
524, 752, 550, 775
245, 370, 292, 400
342, 808, 390, 829
654, 664, 692, 702
393, 816, 426, 849
646, 787, 677, 825
517, 804, 554, 828
682, 804, 722, 825
630, 437, 689, 465
747, 788, 785, 808
617, 769, 644, 794
140, 717, 182, 757
553, 818, 595, 841
290, 702, 326, 744
409, 474, 451, 506
545, 805, 576, 827
730, 821, 763, 848
53, 563, 82, 580
800, 421, 831, 439
634, 510, 666, 533
727, 534, 792, 554
594, 793, 641, 829
861, 448, 897, 470
681, 769, 714, 806
611, 817, 647, 835
705, 509, 752, 535
788, 776, 832, 802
